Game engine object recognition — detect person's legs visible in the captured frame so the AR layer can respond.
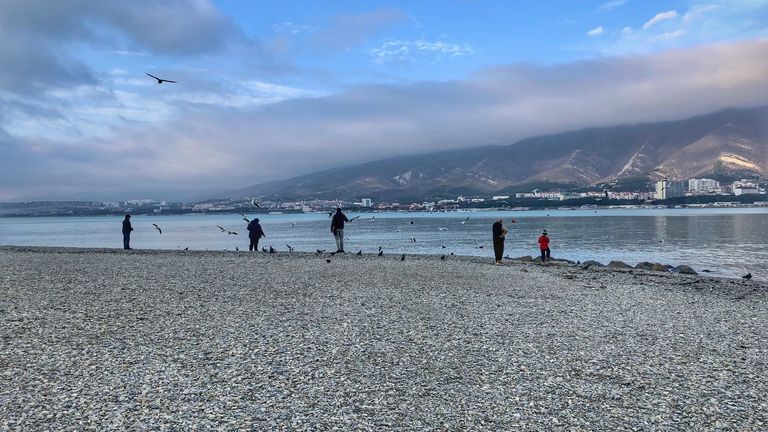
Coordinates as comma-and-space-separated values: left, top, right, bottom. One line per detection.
336, 229, 345, 252
249, 237, 256, 251
546, 248, 551, 260
540, 248, 546, 262
493, 239, 503, 262
123, 232, 130, 249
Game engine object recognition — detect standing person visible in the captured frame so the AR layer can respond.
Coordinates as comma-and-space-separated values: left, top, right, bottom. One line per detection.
247, 218, 266, 251
538, 230, 551, 262
122, 214, 133, 250
331, 207, 349, 253
492, 219, 508, 265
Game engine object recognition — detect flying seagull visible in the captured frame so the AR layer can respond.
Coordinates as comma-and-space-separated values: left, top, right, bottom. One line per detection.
240, 213, 250, 223
409, 237, 417, 243
226, 230, 238, 235
286, 245, 294, 252
460, 217, 469, 225
183, 247, 189, 251
252, 196, 264, 208
145, 72, 176, 84
438, 227, 448, 231
290, 221, 296, 228
441, 245, 447, 248
349, 216, 360, 222
217, 225, 226, 232
409, 220, 415, 225
152, 223, 162, 234
742, 273, 752, 280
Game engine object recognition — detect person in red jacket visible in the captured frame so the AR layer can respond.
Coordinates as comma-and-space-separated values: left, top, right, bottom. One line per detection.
538, 230, 551, 262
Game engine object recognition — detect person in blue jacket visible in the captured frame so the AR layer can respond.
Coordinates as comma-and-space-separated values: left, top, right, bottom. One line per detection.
122, 214, 133, 250
247, 218, 266, 251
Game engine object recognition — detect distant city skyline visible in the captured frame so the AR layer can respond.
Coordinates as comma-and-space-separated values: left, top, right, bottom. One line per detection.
1, 0, 767, 201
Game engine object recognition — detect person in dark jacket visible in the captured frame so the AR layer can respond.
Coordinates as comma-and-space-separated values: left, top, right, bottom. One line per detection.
492, 219, 508, 265
330, 207, 349, 253
247, 218, 266, 251
122, 214, 133, 250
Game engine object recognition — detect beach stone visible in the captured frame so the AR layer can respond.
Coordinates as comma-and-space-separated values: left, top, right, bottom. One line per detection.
672, 265, 698, 275
580, 260, 604, 269
607, 260, 632, 269
635, 261, 668, 272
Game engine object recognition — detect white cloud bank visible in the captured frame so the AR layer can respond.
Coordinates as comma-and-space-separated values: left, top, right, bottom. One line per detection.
3, 39, 767, 200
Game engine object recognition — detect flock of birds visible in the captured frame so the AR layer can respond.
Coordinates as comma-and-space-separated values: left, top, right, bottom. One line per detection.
140, 197, 479, 263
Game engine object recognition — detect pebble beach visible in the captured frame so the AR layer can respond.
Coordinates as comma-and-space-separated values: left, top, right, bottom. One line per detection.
1, 246, 767, 430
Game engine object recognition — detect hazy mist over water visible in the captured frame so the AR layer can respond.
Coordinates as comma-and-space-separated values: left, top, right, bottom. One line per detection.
1, 208, 766, 281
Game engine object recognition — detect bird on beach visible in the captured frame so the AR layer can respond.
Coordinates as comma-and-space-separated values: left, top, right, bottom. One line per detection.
235, 246, 239, 251
743, 273, 752, 280
286, 245, 294, 252
262, 247, 268, 252
441, 255, 446, 260
326, 258, 332, 263
378, 250, 384, 256
460, 217, 469, 225
356, 250, 362, 255
269, 246, 276, 254
441, 245, 447, 249
183, 247, 189, 251
317, 249, 325, 254
145, 72, 176, 84
477, 245, 484, 249
401, 254, 406, 261
152, 223, 162, 234
370, 216, 376, 222
240, 213, 250, 223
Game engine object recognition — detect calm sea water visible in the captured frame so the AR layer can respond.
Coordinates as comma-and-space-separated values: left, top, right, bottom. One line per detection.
1, 208, 766, 280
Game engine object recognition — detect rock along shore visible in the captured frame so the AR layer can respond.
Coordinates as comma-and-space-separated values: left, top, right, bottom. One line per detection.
1, 246, 766, 430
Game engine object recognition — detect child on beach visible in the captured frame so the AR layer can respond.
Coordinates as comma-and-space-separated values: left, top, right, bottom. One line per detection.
538, 230, 551, 262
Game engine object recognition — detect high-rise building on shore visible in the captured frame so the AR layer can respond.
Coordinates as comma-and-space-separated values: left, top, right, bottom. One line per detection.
655, 178, 685, 199
688, 178, 720, 192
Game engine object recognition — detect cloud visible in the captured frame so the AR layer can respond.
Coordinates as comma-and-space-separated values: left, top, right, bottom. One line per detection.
317, 9, 410, 49
587, 26, 605, 37
642, 10, 679, 30
3, 39, 767, 200
597, 0, 629, 12
0, 0, 249, 97
370, 39, 474, 64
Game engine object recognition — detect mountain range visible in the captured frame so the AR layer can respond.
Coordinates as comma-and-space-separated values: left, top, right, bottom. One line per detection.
224, 106, 768, 201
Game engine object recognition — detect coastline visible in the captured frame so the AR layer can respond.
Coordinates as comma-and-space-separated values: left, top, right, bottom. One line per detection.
1, 246, 766, 429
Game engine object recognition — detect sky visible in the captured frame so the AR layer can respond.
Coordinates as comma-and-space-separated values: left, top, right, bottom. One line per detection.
1, 0, 767, 201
